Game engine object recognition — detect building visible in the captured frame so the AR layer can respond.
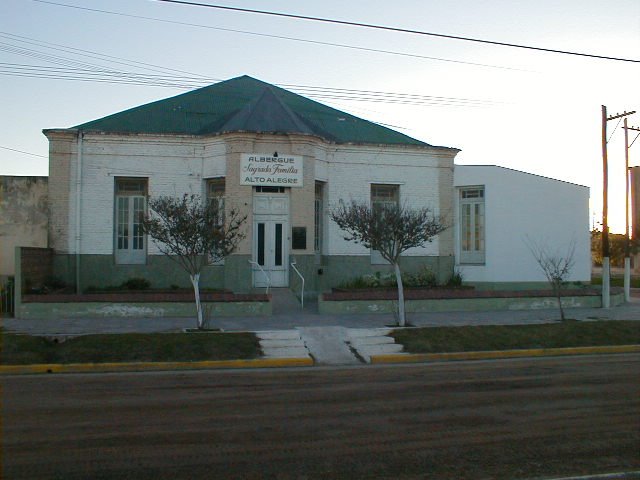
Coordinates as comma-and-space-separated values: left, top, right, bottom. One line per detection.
454, 165, 590, 287
42, 75, 590, 297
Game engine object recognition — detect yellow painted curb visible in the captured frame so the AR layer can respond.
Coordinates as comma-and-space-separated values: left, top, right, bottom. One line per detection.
0, 357, 314, 375
370, 345, 640, 364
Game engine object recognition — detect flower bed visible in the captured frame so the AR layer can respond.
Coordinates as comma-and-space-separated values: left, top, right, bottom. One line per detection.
323, 287, 601, 301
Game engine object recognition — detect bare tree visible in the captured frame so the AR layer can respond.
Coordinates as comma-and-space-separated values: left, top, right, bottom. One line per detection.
330, 201, 447, 326
526, 238, 576, 322
141, 194, 246, 329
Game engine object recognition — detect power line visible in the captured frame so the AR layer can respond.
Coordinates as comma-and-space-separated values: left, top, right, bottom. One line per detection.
0, 65, 500, 107
0, 32, 213, 79
156, 0, 640, 63
0, 145, 47, 158
0, 34, 503, 107
31, 0, 523, 71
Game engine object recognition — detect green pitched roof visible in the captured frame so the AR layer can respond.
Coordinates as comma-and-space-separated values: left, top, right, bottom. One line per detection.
74, 75, 431, 146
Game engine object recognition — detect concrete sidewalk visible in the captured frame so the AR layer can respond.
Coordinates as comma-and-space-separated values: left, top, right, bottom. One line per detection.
3, 299, 640, 336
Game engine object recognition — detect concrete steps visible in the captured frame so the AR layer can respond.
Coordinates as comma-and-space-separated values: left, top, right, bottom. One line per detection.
256, 326, 403, 364
347, 328, 403, 363
257, 330, 311, 359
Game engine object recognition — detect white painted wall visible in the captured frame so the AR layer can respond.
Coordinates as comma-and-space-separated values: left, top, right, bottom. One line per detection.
76, 133, 226, 255
454, 165, 590, 283
55, 130, 457, 261
324, 145, 454, 257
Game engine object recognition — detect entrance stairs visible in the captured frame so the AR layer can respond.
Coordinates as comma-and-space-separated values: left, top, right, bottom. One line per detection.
269, 288, 316, 315
256, 288, 405, 365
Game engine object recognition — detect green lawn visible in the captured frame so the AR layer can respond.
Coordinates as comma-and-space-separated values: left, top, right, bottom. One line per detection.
0, 331, 262, 365
591, 276, 640, 288
392, 320, 640, 353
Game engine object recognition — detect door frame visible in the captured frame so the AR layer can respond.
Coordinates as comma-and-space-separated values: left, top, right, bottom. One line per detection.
252, 215, 289, 287
251, 188, 290, 288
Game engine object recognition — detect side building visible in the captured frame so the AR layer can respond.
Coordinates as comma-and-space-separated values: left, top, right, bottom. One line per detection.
454, 165, 590, 287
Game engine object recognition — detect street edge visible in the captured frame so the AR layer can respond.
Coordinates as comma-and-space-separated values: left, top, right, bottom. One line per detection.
370, 345, 640, 364
0, 357, 314, 375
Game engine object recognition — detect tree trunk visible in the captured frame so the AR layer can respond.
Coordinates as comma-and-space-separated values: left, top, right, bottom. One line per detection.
393, 262, 406, 327
190, 273, 204, 329
555, 280, 565, 322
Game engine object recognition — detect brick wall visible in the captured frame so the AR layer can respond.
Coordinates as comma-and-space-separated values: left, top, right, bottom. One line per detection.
48, 131, 457, 260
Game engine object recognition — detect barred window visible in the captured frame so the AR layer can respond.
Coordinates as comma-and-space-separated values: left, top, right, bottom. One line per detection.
459, 186, 485, 264
314, 182, 324, 253
370, 184, 399, 264
114, 177, 147, 265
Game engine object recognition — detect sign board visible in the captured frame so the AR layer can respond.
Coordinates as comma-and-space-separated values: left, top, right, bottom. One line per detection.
240, 154, 303, 187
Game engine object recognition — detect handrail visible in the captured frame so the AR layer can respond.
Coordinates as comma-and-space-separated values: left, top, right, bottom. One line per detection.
248, 260, 271, 295
290, 260, 305, 310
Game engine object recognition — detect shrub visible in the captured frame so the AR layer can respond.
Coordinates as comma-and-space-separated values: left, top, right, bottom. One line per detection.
404, 265, 438, 288
43, 275, 67, 290
121, 277, 151, 290
337, 265, 441, 289
445, 270, 463, 287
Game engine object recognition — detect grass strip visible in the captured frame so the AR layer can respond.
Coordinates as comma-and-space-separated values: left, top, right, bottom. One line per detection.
591, 276, 640, 288
391, 320, 640, 354
0, 331, 261, 365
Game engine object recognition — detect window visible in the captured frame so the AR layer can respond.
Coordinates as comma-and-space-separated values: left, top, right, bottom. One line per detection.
255, 186, 286, 193
207, 178, 225, 221
114, 177, 147, 265
314, 182, 324, 254
459, 187, 485, 264
371, 184, 399, 211
370, 184, 399, 264
207, 178, 225, 265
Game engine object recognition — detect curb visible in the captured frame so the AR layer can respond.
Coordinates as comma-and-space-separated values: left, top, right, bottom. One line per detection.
0, 357, 314, 375
370, 345, 640, 364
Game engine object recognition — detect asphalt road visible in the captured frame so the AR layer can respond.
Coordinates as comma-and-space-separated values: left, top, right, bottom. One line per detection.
2, 355, 639, 480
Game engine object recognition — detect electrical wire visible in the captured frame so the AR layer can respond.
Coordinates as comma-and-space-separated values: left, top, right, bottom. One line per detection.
0, 145, 47, 158
31, 0, 524, 71
155, 0, 640, 63
608, 117, 623, 144
0, 34, 503, 107
0, 32, 215, 79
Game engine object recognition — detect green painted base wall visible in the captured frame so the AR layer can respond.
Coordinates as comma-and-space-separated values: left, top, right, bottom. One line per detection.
51, 254, 255, 292
290, 255, 455, 299
50, 254, 455, 296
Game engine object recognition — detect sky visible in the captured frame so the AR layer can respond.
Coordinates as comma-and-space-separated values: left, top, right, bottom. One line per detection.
1, 0, 638, 234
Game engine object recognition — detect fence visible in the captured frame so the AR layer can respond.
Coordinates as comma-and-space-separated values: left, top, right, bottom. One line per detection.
1, 278, 15, 317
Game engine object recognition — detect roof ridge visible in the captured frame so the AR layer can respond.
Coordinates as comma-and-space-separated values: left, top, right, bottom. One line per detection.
219, 86, 325, 138
64, 75, 443, 148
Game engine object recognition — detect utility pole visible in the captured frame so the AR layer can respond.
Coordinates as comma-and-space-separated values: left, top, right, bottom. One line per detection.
602, 106, 635, 308
623, 119, 640, 302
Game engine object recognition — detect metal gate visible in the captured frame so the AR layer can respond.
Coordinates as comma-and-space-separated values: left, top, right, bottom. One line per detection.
0, 278, 15, 317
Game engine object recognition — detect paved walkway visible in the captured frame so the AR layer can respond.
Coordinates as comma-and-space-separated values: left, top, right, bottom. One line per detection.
2, 291, 639, 366
3, 299, 640, 336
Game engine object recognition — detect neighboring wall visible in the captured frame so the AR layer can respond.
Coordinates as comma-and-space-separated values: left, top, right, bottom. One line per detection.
0, 176, 48, 277
454, 165, 590, 285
